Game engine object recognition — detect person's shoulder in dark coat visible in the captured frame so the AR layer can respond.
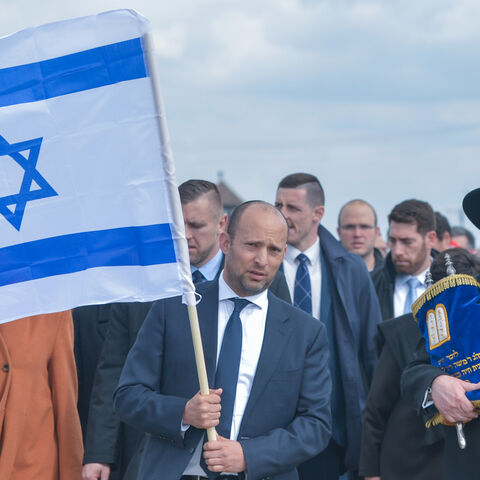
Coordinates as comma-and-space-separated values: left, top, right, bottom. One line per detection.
73, 303, 113, 440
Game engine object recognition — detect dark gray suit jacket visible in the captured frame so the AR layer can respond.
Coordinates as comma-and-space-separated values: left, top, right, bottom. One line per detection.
113, 280, 332, 480
81, 261, 291, 478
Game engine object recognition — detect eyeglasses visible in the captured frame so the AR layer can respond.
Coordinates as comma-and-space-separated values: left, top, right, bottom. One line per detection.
339, 224, 376, 232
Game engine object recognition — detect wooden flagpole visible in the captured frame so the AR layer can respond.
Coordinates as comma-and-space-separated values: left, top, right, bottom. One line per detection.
144, 30, 217, 441
188, 305, 218, 441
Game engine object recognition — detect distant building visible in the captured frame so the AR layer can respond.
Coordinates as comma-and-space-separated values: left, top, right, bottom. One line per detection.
217, 171, 243, 217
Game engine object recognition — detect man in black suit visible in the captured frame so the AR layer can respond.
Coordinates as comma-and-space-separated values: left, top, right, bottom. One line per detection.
81, 181, 290, 480
359, 312, 444, 480
113, 201, 332, 480
74, 303, 113, 441
274, 173, 382, 480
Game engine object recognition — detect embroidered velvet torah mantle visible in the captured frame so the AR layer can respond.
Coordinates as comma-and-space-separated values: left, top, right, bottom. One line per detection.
412, 274, 480, 425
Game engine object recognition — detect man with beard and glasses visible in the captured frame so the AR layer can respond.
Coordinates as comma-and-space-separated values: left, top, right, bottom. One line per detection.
371, 199, 437, 321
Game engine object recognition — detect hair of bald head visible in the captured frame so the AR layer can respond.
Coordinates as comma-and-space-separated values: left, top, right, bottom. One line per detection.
228, 201, 288, 239
277, 173, 325, 207
338, 199, 378, 227
178, 179, 222, 217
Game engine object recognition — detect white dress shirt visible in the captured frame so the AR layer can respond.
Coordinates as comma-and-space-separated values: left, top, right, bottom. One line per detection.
393, 267, 429, 318
183, 272, 268, 475
283, 241, 322, 319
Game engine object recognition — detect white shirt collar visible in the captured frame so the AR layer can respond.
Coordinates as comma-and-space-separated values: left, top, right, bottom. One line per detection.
218, 272, 268, 311
191, 248, 223, 281
285, 240, 320, 267
396, 266, 429, 287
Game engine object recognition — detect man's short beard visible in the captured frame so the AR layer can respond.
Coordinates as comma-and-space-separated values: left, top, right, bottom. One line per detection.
239, 277, 270, 296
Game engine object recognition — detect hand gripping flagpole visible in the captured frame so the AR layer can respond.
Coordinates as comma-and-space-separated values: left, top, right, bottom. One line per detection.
143, 30, 217, 442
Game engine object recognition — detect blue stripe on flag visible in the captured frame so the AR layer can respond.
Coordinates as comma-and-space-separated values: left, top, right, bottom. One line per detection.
0, 224, 176, 287
0, 37, 147, 108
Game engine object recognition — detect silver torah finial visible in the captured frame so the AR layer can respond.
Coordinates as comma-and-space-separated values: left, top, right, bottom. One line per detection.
456, 422, 467, 449
425, 270, 434, 288
445, 252, 457, 276
443, 253, 466, 449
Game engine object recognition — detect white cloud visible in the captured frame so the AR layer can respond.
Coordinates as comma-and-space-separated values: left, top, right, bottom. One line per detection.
202, 10, 283, 82
152, 24, 187, 59
2, 0, 480, 242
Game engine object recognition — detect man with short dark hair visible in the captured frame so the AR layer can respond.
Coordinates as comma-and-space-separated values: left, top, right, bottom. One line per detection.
179, 180, 227, 280
81, 181, 290, 480
114, 201, 332, 480
433, 211, 452, 252
337, 199, 383, 272
371, 199, 437, 321
451, 225, 476, 251
275, 173, 382, 480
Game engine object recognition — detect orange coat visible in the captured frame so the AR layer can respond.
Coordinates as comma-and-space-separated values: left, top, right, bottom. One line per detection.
0, 311, 83, 479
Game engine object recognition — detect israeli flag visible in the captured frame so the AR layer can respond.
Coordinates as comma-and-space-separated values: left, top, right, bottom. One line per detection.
0, 10, 194, 323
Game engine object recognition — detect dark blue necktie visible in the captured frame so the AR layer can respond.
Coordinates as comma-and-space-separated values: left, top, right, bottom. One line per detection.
192, 269, 207, 285
294, 253, 312, 315
214, 298, 250, 439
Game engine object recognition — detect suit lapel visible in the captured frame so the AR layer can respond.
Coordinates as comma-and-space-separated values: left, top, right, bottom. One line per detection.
239, 293, 291, 430
196, 281, 219, 386
318, 231, 353, 331
319, 238, 355, 345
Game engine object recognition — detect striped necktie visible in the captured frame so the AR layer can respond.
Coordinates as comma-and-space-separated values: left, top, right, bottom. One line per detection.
294, 253, 312, 315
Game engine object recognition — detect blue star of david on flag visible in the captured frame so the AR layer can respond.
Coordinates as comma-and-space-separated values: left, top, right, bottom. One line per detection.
0, 135, 58, 231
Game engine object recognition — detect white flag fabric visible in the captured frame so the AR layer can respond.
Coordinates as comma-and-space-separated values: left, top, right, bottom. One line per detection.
0, 10, 194, 324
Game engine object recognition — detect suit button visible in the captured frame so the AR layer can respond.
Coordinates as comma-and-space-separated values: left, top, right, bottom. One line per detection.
2, 364, 9, 372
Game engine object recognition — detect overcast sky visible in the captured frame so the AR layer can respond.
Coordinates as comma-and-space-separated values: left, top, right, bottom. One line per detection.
1, 0, 480, 240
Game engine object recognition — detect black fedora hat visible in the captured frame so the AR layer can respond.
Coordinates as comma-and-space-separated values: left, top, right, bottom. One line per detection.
463, 187, 480, 230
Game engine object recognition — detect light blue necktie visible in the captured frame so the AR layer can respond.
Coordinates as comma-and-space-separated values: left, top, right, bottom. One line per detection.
294, 253, 312, 315
403, 277, 421, 315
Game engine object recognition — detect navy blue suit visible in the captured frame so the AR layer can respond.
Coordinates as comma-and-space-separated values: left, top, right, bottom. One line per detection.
114, 280, 332, 480
307, 226, 382, 473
